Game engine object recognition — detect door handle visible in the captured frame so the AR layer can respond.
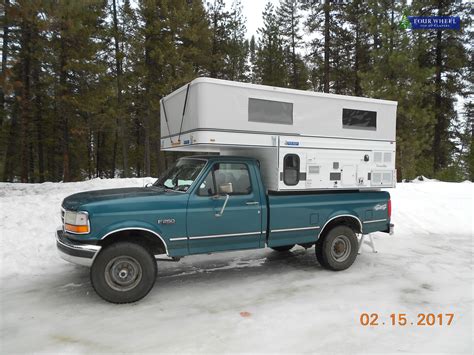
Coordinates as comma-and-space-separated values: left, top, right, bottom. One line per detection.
245, 201, 259, 205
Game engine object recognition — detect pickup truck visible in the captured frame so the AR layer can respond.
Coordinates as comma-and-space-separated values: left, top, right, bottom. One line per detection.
56, 155, 393, 303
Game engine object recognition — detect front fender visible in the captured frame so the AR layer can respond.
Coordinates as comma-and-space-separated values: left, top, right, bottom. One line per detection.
97, 220, 164, 241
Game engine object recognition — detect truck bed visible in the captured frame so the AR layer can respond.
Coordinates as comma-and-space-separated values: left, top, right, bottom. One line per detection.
267, 190, 390, 248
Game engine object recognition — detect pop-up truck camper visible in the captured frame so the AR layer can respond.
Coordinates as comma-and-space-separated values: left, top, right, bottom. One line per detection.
160, 78, 397, 191
57, 77, 396, 303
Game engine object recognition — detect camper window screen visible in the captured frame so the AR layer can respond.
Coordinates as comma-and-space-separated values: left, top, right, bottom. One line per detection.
283, 154, 300, 186
248, 98, 293, 125
342, 108, 377, 130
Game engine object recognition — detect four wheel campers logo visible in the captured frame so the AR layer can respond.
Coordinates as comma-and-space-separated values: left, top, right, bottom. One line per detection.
400, 11, 461, 30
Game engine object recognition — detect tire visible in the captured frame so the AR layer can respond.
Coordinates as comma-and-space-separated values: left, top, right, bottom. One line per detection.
315, 225, 358, 271
91, 242, 157, 303
271, 244, 295, 252
315, 237, 328, 268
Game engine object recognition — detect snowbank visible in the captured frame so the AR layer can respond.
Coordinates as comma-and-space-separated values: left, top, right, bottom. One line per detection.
0, 178, 472, 353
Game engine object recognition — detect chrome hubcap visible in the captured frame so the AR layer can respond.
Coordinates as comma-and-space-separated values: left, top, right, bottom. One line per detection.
330, 235, 351, 262
105, 256, 142, 292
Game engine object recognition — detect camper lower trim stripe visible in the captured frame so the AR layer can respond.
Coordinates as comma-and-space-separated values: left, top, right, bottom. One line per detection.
363, 219, 387, 224
271, 226, 320, 233
161, 127, 394, 143
189, 231, 262, 240
164, 142, 372, 152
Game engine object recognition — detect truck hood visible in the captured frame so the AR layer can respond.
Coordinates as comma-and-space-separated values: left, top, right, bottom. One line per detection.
62, 187, 172, 211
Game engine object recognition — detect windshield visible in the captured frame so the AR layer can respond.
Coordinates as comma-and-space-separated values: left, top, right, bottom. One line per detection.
154, 158, 206, 192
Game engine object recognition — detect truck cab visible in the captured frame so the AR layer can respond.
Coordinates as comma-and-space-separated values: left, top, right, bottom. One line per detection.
56, 155, 393, 304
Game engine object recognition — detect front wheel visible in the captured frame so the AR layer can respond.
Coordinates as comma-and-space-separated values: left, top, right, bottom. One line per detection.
315, 225, 358, 271
91, 242, 157, 303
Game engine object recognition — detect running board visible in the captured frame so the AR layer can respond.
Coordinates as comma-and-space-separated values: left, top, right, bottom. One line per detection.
155, 254, 181, 262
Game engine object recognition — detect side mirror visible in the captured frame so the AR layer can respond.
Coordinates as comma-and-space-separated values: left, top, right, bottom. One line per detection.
215, 194, 230, 217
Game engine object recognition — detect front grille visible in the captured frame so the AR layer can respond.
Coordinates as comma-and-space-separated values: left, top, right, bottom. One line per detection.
61, 208, 65, 225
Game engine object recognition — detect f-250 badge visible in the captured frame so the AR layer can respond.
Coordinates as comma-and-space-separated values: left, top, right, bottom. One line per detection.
374, 204, 387, 211
158, 218, 176, 225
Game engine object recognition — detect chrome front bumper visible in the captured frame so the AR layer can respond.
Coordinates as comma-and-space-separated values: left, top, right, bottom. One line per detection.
56, 229, 101, 267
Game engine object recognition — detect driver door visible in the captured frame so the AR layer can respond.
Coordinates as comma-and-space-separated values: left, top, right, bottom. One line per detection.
187, 161, 263, 254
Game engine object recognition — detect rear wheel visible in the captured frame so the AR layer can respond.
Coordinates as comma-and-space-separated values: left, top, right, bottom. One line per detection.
271, 244, 295, 252
315, 225, 358, 271
91, 242, 157, 303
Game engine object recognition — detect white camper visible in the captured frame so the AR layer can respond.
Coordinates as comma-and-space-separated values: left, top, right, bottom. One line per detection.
160, 78, 397, 191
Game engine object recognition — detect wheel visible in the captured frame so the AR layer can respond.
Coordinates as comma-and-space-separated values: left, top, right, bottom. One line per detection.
315, 237, 328, 268
315, 225, 358, 271
91, 242, 157, 303
271, 244, 295, 252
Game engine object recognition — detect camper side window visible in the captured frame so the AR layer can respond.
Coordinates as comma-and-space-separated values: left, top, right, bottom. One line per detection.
342, 108, 377, 130
198, 163, 252, 196
248, 98, 293, 125
283, 154, 300, 186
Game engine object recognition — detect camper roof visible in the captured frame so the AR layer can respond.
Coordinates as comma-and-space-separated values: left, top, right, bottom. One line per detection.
163, 77, 398, 107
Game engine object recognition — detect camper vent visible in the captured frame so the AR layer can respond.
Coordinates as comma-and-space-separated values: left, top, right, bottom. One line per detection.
308, 165, 320, 174
374, 152, 382, 163
372, 172, 382, 184
333, 162, 339, 169
371, 171, 393, 185
330, 172, 341, 181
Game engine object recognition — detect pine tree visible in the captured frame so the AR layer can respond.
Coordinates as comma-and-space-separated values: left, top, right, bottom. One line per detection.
47, 0, 110, 181
304, 0, 347, 93
225, 0, 249, 81
249, 35, 257, 83
360, 1, 433, 180
277, 0, 308, 89
342, 0, 370, 96
255, 2, 287, 87
207, 0, 231, 79
111, 0, 129, 177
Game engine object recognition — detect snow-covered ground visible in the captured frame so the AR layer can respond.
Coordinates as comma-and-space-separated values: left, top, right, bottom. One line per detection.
0, 178, 472, 354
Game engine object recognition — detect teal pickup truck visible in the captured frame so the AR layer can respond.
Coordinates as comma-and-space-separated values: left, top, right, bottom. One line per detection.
56, 155, 393, 303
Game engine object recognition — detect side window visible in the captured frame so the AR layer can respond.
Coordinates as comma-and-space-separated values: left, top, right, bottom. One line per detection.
342, 108, 377, 130
198, 163, 252, 196
283, 154, 300, 186
248, 98, 293, 125
197, 170, 216, 196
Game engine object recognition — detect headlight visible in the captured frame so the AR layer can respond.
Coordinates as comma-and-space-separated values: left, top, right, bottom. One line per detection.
64, 211, 90, 234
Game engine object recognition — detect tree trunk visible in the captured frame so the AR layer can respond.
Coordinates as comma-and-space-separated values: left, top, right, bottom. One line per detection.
432, 28, 445, 173
291, 8, 297, 88
353, 1, 362, 96
87, 126, 92, 180
112, 131, 117, 177
59, 39, 70, 182
19, 18, 33, 183
112, 0, 129, 177
33, 57, 45, 182
1, 0, 10, 127
323, 0, 330, 93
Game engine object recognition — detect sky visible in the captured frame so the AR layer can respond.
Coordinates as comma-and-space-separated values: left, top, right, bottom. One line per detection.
234, 0, 280, 38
